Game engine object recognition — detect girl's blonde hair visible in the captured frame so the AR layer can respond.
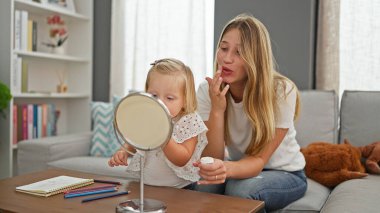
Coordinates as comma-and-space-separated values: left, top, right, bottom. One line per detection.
216, 14, 300, 156
145, 58, 197, 117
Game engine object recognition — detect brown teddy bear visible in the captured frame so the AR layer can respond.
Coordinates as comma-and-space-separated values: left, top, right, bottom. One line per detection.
301, 140, 370, 188
301, 139, 380, 188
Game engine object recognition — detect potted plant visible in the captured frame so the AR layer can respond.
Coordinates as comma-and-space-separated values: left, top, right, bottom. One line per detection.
0, 81, 12, 118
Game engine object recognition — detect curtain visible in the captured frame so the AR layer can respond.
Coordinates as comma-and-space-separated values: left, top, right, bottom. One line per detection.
316, 0, 380, 95
110, 0, 214, 97
315, 0, 340, 92
340, 0, 380, 94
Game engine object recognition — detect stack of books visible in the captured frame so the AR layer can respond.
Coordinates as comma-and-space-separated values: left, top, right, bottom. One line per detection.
12, 103, 60, 144
14, 10, 37, 52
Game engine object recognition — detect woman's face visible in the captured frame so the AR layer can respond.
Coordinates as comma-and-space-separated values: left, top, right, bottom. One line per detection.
147, 72, 184, 118
216, 28, 248, 85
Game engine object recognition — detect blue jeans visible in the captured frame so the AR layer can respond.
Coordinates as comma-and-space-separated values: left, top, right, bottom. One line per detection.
195, 170, 307, 212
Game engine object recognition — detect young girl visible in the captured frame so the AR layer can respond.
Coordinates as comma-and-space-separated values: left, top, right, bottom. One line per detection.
194, 14, 307, 211
108, 58, 208, 189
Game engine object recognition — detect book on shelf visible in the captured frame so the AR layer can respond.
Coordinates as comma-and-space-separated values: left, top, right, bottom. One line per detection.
21, 59, 28, 93
12, 55, 21, 93
27, 20, 33, 51
20, 10, 28, 51
15, 175, 94, 197
14, 10, 21, 50
22, 105, 28, 140
27, 19, 38, 52
42, 104, 48, 137
27, 104, 33, 139
16, 104, 23, 141
33, 104, 38, 138
37, 105, 42, 138
32, 20, 37, 51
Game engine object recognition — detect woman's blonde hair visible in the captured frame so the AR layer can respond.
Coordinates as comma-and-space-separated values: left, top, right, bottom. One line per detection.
216, 14, 300, 156
145, 58, 197, 117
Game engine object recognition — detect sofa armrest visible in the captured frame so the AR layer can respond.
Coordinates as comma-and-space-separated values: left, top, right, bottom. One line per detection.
17, 132, 92, 175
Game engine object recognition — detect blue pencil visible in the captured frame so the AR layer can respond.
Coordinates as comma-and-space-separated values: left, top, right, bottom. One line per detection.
64, 188, 117, 199
81, 191, 130, 203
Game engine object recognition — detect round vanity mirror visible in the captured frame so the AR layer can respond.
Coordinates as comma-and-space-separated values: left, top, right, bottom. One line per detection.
113, 92, 173, 213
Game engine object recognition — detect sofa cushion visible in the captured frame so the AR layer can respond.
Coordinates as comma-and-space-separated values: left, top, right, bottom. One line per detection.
321, 175, 380, 213
295, 91, 339, 147
48, 156, 139, 180
90, 98, 121, 157
273, 178, 331, 213
339, 91, 380, 146
17, 132, 92, 175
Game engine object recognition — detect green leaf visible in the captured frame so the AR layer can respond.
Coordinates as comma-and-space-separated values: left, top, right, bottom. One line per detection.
0, 81, 12, 118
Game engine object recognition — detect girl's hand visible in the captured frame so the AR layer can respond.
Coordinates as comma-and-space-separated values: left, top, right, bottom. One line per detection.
206, 70, 230, 113
108, 149, 129, 167
194, 158, 227, 184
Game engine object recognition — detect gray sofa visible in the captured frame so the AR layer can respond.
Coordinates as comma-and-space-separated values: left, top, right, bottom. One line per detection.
17, 90, 380, 212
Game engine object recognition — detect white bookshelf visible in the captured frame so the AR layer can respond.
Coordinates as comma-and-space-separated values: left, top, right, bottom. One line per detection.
0, 0, 93, 179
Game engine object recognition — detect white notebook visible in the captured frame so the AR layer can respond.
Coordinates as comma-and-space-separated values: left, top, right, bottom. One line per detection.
16, 175, 94, 197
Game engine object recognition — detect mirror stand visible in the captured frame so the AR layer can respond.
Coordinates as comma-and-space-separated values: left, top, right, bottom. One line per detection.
116, 153, 167, 213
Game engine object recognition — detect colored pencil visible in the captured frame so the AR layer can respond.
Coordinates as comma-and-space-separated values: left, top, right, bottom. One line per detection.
93, 179, 121, 185
81, 191, 130, 203
64, 188, 117, 199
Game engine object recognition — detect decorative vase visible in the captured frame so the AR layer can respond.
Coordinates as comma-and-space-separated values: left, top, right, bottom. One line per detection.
52, 45, 66, 55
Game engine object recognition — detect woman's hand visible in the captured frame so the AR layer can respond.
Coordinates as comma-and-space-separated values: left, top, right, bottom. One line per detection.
206, 70, 230, 113
194, 158, 228, 184
108, 149, 129, 167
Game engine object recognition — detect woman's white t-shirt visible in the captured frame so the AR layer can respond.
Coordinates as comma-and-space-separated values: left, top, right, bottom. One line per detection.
197, 81, 305, 171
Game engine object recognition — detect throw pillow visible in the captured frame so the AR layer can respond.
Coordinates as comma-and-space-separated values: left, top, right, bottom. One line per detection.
90, 96, 122, 157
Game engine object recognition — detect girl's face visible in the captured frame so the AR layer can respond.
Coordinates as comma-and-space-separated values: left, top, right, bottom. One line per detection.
147, 72, 185, 118
216, 28, 248, 85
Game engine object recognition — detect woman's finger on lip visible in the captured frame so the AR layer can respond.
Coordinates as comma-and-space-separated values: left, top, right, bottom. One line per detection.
213, 69, 221, 78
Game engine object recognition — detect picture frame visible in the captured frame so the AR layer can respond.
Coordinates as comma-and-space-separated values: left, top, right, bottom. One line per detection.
42, 0, 76, 13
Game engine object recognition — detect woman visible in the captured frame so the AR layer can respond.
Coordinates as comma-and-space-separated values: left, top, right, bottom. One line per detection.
194, 14, 307, 211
